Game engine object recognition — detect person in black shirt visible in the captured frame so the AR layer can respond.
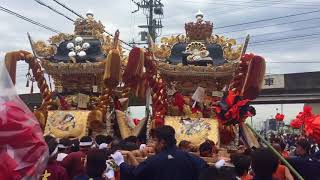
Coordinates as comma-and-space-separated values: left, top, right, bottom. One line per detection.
287, 139, 320, 180
111, 125, 207, 180
251, 148, 279, 180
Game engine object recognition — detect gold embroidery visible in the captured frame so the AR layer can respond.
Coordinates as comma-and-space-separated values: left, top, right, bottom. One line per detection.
41, 170, 51, 180
44, 110, 90, 138
164, 116, 219, 146
81, 155, 87, 168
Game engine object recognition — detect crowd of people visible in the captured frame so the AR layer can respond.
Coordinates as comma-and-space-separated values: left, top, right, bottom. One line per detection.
42, 125, 320, 180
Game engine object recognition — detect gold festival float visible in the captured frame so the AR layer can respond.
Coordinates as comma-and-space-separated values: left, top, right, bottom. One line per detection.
4, 10, 265, 149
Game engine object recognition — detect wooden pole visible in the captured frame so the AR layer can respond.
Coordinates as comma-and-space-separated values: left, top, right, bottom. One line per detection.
245, 123, 304, 180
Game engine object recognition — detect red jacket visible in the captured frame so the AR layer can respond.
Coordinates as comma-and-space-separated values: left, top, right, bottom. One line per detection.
61, 151, 86, 179
43, 161, 69, 180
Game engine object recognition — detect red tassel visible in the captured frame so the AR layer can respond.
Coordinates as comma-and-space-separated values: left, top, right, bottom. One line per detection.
123, 47, 144, 86
242, 55, 266, 100
172, 92, 185, 112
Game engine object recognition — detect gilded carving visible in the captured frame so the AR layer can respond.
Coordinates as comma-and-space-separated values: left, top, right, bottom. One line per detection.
208, 35, 242, 61
49, 33, 74, 45
33, 41, 55, 57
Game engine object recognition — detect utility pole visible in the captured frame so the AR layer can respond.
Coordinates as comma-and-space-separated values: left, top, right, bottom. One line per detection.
131, 0, 164, 43
148, 0, 154, 41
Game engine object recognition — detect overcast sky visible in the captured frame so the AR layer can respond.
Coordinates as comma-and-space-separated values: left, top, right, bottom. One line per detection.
1, 0, 319, 125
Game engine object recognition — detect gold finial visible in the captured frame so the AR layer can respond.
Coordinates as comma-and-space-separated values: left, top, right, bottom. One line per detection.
86, 10, 94, 18
195, 10, 204, 20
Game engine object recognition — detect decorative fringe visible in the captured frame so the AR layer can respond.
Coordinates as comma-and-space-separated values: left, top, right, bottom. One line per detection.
26, 67, 31, 87
26, 79, 30, 87
103, 49, 121, 88
30, 76, 36, 94
242, 55, 266, 100
219, 124, 236, 145
30, 81, 34, 94
123, 47, 145, 86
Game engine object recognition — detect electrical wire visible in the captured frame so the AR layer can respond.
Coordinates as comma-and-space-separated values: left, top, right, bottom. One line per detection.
218, 17, 320, 34
104, 31, 133, 49
184, 0, 320, 7
48, 0, 133, 49
250, 32, 320, 44
210, 0, 320, 6
0, 5, 61, 33
162, 17, 320, 37
249, 36, 320, 49
52, 0, 84, 18
34, 0, 75, 22
235, 25, 320, 41
215, 9, 320, 29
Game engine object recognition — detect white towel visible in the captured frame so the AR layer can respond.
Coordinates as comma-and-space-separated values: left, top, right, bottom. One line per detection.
56, 153, 68, 162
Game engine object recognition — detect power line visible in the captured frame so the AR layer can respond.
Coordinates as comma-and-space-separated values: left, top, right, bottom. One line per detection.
52, 0, 84, 19
34, 0, 75, 22
162, 17, 320, 37
104, 31, 133, 49
236, 25, 320, 41
215, 9, 320, 29
205, 0, 287, 18
48, 0, 133, 49
185, 0, 320, 7
0, 5, 60, 33
250, 32, 320, 44
183, 0, 319, 9
248, 37, 320, 51
205, 0, 262, 17
218, 17, 320, 34
0, 6, 131, 52
251, 36, 319, 46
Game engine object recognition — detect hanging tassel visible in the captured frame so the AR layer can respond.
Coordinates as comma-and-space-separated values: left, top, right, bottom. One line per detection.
123, 48, 145, 86
103, 49, 121, 88
241, 55, 266, 100
30, 79, 34, 94
26, 79, 30, 87
26, 66, 31, 87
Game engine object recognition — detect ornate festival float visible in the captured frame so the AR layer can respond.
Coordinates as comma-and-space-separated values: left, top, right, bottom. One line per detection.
4, 11, 129, 139
4, 10, 266, 149
151, 10, 266, 148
